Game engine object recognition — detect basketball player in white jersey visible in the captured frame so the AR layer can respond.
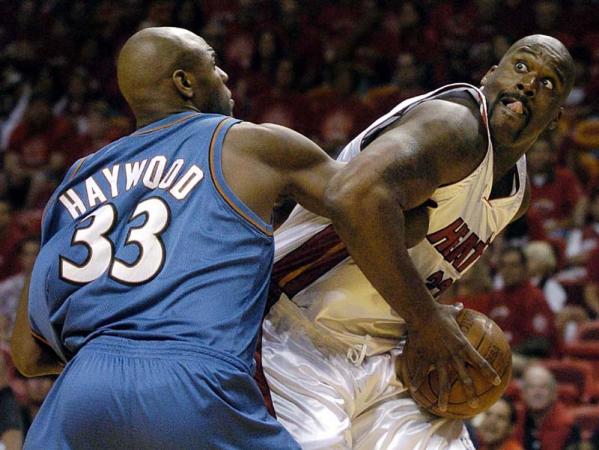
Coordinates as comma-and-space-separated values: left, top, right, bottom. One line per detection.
261, 35, 574, 449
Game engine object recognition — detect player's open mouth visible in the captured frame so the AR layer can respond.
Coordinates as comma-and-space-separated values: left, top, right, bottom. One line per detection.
499, 96, 529, 117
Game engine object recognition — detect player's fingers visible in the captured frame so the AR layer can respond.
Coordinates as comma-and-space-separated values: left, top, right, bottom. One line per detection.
437, 365, 449, 412
452, 354, 479, 409
464, 345, 501, 386
409, 362, 428, 392
451, 302, 464, 316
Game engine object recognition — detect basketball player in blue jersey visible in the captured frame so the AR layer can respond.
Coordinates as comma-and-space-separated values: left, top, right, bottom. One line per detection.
11, 26, 502, 449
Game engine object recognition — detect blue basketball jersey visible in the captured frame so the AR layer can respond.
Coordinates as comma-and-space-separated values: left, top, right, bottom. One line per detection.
28, 112, 274, 369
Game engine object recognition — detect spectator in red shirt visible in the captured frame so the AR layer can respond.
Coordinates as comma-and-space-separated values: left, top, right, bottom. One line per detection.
442, 260, 493, 315
582, 247, 599, 319
527, 138, 584, 239
525, 241, 567, 313
515, 365, 581, 450
312, 65, 367, 155
489, 247, 556, 357
4, 95, 74, 208
566, 187, 599, 268
477, 397, 523, 450
0, 349, 23, 450
250, 59, 308, 135
69, 100, 114, 166
0, 237, 40, 336
12, 374, 56, 438
0, 199, 25, 282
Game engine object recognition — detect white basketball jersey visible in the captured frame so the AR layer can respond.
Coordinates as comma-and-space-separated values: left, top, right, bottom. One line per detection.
271, 83, 526, 353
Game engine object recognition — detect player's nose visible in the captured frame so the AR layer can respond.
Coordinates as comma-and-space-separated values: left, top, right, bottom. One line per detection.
517, 74, 537, 98
217, 67, 229, 83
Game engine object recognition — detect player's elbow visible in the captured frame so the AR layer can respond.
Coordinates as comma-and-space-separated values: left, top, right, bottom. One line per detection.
10, 340, 38, 377
10, 329, 50, 377
324, 166, 400, 229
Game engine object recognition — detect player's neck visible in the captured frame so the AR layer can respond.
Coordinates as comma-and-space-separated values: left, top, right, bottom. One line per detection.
135, 105, 201, 129
492, 141, 528, 188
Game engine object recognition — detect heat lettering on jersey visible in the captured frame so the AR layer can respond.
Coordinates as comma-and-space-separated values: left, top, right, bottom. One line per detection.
58, 156, 204, 219
425, 270, 454, 297
426, 218, 488, 273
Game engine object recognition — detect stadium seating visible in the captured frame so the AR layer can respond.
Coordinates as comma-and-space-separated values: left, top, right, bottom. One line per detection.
572, 405, 599, 440
542, 359, 593, 404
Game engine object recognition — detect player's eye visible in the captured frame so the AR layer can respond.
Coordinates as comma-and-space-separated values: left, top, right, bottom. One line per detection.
515, 62, 528, 72
542, 79, 554, 90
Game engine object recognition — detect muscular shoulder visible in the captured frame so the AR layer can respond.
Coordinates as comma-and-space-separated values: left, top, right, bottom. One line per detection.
226, 121, 336, 177
380, 98, 488, 185
226, 122, 311, 160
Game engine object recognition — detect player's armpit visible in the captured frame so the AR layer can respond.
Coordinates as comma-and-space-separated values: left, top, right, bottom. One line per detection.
253, 123, 344, 216
511, 176, 531, 223
10, 277, 64, 377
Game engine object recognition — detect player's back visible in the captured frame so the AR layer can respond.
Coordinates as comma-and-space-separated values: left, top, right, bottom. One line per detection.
29, 112, 274, 368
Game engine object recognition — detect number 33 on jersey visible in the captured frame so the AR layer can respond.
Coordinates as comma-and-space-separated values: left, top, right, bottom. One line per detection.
60, 198, 171, 285
57, 153, 204, 285
29, 114, 274, 364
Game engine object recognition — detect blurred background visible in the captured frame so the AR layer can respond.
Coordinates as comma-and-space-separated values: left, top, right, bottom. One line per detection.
0, 1, 598, 449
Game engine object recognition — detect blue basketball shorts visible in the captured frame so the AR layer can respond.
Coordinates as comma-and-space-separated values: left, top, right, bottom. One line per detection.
24, 336, 300, 450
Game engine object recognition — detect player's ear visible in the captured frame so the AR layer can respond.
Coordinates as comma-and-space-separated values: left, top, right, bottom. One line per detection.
547, 106, 563, 131
480, 65, 498, 87
172, 70, 194, 99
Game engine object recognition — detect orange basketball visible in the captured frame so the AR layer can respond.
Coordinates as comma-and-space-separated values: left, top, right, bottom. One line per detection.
400, 308, 512, 419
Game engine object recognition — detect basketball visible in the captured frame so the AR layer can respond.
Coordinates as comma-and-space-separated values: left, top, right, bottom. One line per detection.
400, 308, 512, 419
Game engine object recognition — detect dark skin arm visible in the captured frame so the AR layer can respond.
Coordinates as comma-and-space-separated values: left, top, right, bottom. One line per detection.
323, 99, 501, 410
11, 276, 64, 377
226, 98, 500, 411
10, 120, 336, 378
222, 121, 346, 222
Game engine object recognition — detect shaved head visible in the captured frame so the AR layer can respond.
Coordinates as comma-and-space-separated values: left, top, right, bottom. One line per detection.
480, 34, 574, 149
502, 34, 575, 96
117, 27, 232, 127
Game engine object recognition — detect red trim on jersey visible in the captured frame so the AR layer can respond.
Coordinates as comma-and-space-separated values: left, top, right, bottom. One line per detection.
270, 224, 349, 304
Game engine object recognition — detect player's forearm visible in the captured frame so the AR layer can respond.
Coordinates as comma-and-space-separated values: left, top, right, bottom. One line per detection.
325, 181, 437, 325
10, 277, 64, 377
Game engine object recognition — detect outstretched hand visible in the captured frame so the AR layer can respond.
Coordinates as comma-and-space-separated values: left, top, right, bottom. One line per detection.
404, 303, 501, 412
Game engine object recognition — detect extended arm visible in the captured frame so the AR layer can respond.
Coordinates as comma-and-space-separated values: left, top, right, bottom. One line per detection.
225, 103, 499, 409
11, 276, 64, 377
324, 100, 484, 325
323, 102, 501, 409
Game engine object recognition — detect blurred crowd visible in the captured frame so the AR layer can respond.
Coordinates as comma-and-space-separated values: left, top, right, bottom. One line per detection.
0, 0, 598, 448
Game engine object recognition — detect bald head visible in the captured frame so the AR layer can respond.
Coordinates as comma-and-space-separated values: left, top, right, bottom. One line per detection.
502, 34, 575, 96
522, 365, 557, 413
480, 34, 575, 148
117, 27, 232, 126
523, 365, 556, 390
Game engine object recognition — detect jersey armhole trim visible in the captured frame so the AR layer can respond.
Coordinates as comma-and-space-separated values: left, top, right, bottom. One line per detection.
209, 118, 274, 237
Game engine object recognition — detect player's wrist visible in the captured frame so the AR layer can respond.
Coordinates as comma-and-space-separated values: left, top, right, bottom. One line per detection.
403, 298, 441, 327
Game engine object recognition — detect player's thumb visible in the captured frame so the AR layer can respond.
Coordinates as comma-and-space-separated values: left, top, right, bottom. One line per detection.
451, 302, 464, 316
